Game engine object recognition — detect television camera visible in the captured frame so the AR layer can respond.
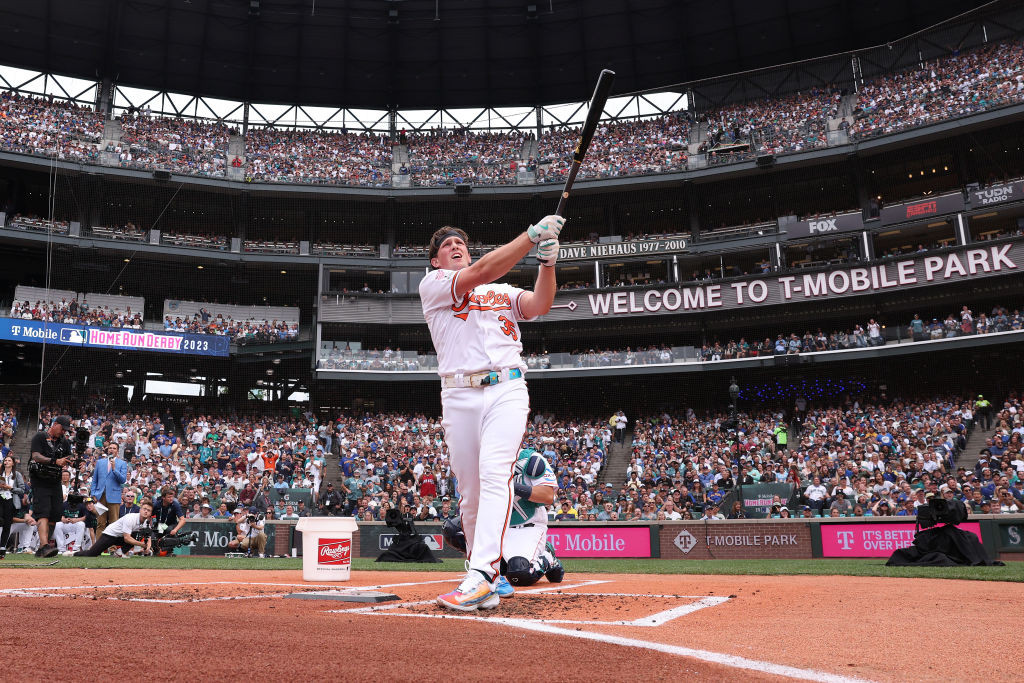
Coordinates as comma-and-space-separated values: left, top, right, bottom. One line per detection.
384, 507, 417, 536
133, 524, 199, 552
917, 496, 968, 529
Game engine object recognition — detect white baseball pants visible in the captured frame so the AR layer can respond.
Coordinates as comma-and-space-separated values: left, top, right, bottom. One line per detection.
54, 521, 86, 552
441, 377, 529, 581
503, 522, 547, 570
11, 522, 38, 551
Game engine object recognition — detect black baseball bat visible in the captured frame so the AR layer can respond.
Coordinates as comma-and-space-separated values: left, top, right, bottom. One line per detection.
554, 69, 616, 217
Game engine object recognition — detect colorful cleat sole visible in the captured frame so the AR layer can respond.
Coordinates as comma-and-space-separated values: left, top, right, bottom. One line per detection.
495, 575, 515, 597
436, 586, 500, 611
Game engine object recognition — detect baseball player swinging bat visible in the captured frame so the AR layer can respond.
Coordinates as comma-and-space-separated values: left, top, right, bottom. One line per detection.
421, 69, 611, 612
554, 68, 616, 217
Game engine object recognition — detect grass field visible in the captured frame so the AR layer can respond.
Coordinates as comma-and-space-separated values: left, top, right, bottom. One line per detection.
5, 555, 1022, 581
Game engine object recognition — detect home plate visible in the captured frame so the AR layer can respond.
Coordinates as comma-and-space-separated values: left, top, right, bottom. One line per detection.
285, 591, 400, 603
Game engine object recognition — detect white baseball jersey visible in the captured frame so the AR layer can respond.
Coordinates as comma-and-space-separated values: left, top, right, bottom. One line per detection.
419, 268, 533, 376
102, 512, 147, 538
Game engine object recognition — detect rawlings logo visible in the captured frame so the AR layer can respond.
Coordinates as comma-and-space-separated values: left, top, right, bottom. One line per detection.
317, 538, 352, 565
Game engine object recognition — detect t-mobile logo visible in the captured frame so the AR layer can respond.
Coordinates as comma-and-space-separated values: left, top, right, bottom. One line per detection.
836, 531, 855, 550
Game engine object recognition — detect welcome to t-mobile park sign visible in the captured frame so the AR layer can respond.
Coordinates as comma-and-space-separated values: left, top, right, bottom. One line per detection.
542, 242, 1022, 320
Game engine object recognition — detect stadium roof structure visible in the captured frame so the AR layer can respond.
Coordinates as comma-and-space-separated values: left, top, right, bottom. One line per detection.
0, 0, 1002, 110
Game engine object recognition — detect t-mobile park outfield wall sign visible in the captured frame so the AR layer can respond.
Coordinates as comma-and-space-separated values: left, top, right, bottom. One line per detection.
820, 522, 983, 558
0, 318, 230, 357
356, 524, 652, 558
544, 241, 1022, 321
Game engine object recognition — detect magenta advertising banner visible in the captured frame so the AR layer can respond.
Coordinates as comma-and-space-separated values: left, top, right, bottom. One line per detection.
820, 522, 983, 557
546, 526, 652, 558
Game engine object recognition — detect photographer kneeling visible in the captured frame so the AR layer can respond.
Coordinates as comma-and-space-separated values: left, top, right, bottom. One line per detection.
75, 498, 153, 557
227, 505, 267, 558
151, 486, 186, 552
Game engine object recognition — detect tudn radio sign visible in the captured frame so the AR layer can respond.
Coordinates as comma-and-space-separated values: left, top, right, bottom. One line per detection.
318, 538, 351, 565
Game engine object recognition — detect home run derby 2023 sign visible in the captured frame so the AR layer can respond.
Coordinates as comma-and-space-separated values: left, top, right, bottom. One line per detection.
0, 318, 230, 357
542, 242, 1023, 320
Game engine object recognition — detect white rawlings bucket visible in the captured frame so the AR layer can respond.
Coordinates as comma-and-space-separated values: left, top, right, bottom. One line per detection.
295, 517, 359, 581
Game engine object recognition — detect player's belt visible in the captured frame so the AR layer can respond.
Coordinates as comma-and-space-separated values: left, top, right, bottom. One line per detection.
441, 367, 523, 389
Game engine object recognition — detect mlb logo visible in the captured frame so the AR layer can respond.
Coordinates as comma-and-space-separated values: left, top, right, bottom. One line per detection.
60, 328, 85, 344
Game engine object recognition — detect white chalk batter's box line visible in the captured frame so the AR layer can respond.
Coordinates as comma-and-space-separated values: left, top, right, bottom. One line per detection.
0, 579, 457, 604
331, 580, 873, 683
329, 580, 731, 627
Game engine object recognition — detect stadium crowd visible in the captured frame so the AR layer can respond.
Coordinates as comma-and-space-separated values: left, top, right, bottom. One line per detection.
851, 40, 1024, 139
245, 127, 391, 186
537, 113, 689, 182
318, 301, 1023, 375
318, 347, 422, 371
568, 393, 1006, 522
163, 315, 299, 344
1, 289, 302, 345
699, 87, 837, 158
117, 111, 232, 177
406, 129, 525, 186
4, 386, 1021, 556
0, 38, 1022, 186
9, 299, 144, 329
0, 91, 103, 162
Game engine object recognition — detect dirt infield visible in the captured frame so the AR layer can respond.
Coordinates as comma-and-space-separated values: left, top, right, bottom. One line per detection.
2, 569, 1021, 682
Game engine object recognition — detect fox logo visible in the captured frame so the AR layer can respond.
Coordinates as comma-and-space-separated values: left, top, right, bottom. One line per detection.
808, 219, 837, 234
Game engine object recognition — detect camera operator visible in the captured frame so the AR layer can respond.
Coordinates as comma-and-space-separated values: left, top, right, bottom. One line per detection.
227, 505, 267, 557
28, 415, 74, 558
151, 486, 186, 547
75, 498, 153, 557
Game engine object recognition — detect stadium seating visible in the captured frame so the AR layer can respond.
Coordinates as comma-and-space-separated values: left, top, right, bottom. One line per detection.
6, 215, 70, 234
0, 91, 103, 163
8, 286, 145, 328
89, 223, 147, 242
245, 127, 391, 186
163, 299, 300, 343
118, 112, 230, 178
0, 38, 1019, 187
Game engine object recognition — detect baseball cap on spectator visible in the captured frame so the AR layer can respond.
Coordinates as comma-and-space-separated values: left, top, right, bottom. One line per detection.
249, 506, 258, 514
201, 503, 211, 509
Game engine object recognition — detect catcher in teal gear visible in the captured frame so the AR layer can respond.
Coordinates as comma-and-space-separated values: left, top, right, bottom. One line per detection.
442, 447, 564, 595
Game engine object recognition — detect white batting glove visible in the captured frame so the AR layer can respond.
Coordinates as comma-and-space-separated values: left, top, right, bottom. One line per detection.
527, 215, 566, 243
536, 239, 559, 267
